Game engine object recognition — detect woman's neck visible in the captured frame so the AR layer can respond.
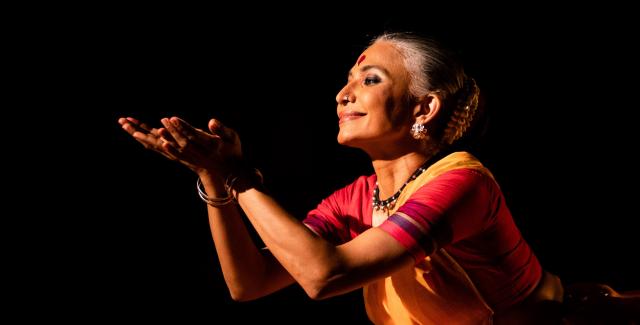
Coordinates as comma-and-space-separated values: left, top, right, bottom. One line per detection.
372, 151, 433, 200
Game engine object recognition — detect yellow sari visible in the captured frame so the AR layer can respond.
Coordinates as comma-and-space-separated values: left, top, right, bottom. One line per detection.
364, 152, 496, 325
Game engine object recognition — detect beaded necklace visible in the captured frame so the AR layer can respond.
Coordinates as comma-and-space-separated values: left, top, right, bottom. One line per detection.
372, 161, 430, 213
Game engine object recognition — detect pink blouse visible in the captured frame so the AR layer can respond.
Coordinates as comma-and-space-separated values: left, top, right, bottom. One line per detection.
304, 168, 542, 312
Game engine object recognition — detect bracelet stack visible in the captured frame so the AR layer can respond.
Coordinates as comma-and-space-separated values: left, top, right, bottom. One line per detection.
196, 178, 234, 207
196, 168, 263, 207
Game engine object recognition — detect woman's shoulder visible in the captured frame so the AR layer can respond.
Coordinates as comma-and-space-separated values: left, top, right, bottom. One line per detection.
428, 151, 491, 174
314, 174, 376, 215
418, 168, 493, 191
430, 168, 496, 192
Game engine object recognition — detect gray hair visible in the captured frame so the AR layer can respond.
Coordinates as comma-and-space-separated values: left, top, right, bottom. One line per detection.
372, 32, 480, 146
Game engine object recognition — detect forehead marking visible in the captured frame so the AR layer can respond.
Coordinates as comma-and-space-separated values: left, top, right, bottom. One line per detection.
357, 55, 366, 66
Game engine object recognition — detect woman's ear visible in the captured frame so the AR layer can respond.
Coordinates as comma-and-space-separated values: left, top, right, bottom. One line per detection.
413, 93, 441, 124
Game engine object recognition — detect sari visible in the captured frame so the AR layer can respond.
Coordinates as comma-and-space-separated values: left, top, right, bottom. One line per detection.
305, 152, 552, 324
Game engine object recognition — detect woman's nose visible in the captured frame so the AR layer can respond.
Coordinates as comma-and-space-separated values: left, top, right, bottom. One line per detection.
336, 87, 353, 105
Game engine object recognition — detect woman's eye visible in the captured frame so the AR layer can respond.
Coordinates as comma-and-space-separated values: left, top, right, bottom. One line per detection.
364, 76, 381, 85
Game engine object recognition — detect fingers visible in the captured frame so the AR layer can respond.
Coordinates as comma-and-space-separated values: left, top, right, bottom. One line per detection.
160, 117, 189, 147
208, 118, 237, 143
118, 117, 168, 151
160, 118, 222, 169
120, 120, 148, 138
157, 127, 177, 144
118, 116, 139, 126
119, 117, 151, 135
161, 117, 213, 150
118, 115, 233, 172
161, 140, 182, 158
136, 120, 154, 133
131, 129, 168, 151
120, 116, 226, 161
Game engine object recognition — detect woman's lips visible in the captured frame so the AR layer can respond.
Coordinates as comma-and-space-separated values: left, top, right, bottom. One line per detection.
339, 111, 366, 124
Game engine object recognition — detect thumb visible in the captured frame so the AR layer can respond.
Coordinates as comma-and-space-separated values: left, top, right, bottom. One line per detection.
208, 118, 221, 134
208, 118, 236, 142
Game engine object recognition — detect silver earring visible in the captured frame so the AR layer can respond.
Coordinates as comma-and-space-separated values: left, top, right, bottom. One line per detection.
411, 123, 427, 140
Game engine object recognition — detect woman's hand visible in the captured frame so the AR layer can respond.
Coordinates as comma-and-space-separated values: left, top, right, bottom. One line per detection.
118, 117, 178, 161
118, 116, 242, 176
159, 116, 242, 175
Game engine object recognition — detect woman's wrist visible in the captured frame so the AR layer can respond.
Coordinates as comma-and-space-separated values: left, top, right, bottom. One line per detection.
195, 156, 245, 180
197, 177, 234, 207
196, 168, 225, 186
225, 168, 264, 201
195, 161, 263, 207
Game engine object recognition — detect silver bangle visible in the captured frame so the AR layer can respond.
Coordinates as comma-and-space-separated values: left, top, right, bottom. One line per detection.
196, 178, 234, 207
197, 168, 264, 206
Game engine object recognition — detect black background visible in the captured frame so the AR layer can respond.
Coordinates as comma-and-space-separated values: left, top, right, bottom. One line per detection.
17, 6, 639, 323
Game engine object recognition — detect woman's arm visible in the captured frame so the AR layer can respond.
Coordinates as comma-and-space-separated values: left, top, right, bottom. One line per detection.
130, 116, 414, 300
236, 185, 413, 300
198, 173, 296, 301
119, 117, 295, 301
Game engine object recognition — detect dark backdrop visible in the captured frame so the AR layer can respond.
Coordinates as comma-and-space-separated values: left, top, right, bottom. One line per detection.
23, 7, 638, 323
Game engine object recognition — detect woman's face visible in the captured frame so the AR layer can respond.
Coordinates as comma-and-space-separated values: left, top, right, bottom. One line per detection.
336, 41, 413, 150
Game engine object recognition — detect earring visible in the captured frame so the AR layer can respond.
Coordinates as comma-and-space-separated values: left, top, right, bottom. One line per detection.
411, 123, 427, 140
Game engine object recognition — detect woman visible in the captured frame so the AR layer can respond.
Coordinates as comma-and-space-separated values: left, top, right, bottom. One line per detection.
118, 33, 564, 324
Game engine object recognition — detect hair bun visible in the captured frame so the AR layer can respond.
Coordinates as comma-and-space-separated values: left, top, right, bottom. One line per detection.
442, 77, 480, 145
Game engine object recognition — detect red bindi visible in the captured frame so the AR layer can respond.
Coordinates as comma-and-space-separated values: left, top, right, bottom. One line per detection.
357, 55, 366, 66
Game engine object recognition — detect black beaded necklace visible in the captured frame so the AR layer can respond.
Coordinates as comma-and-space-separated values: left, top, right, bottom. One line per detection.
372, 161, 430, 213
